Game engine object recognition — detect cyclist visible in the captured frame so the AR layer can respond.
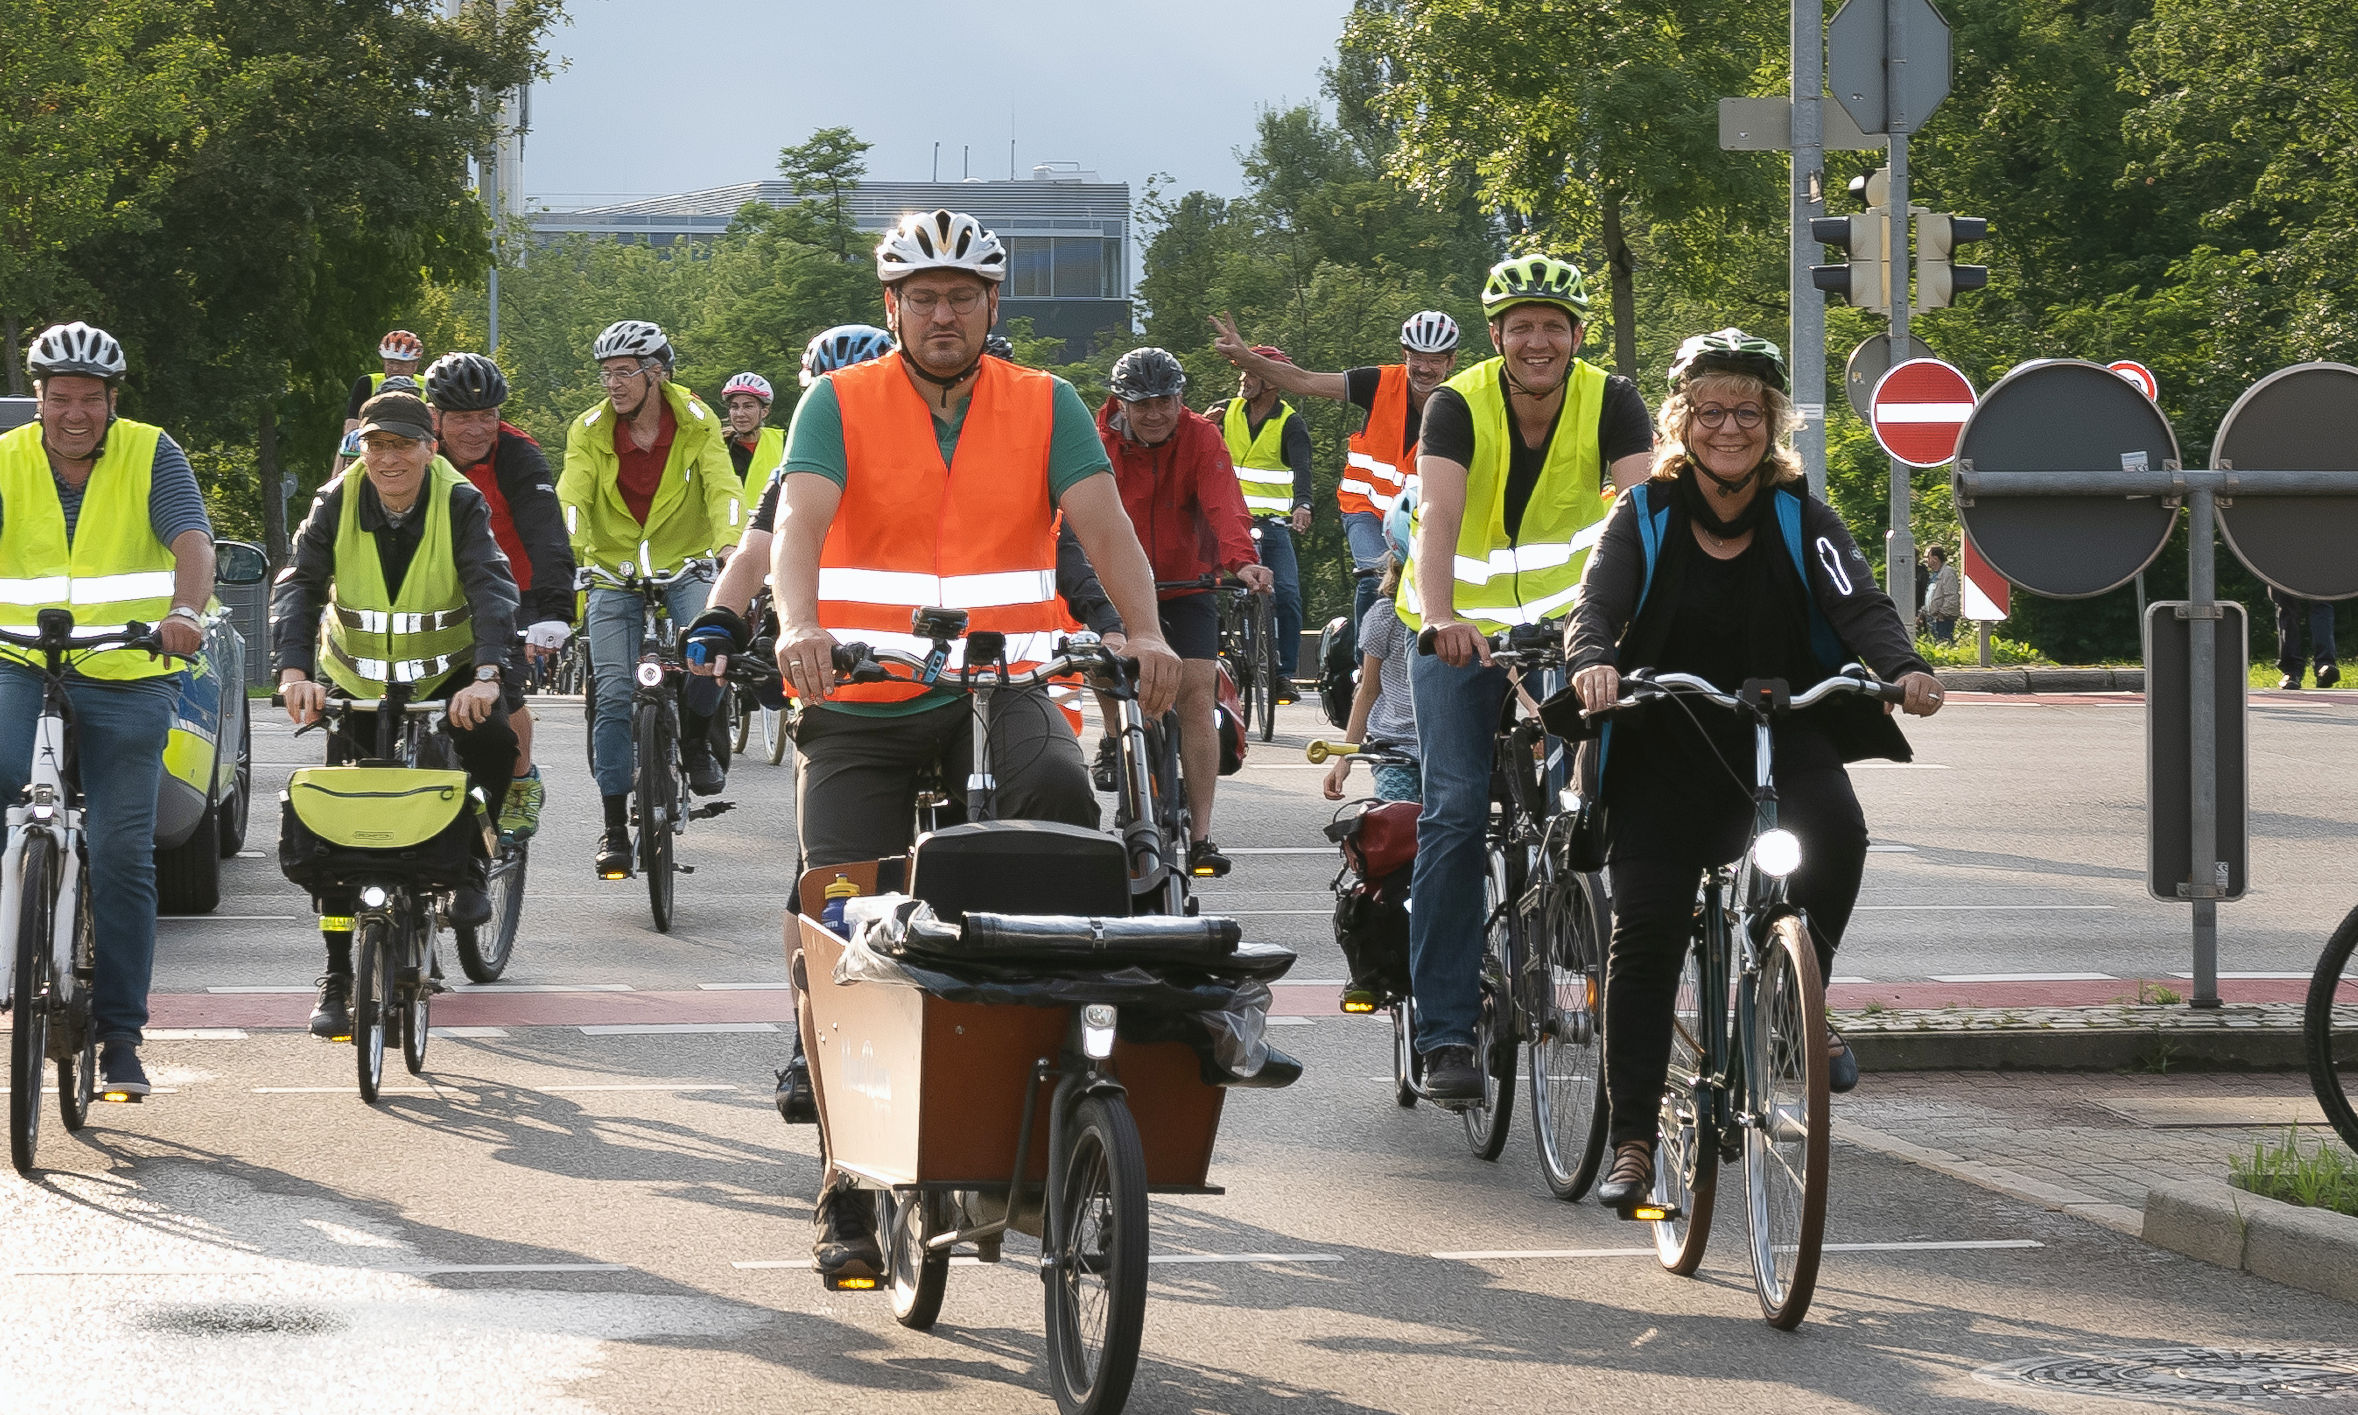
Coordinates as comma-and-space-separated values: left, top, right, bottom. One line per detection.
1212, 309, 1464, 633
422, 352, 575, 841
272, 390, 522, 1038
338, 331, 426, 473
1566, 329, 1943, 1210
0, 323, 215, 1101
1212, 345, 1313, 703
720, 371, 785, 487
557, 319, 747, 879
1323, 486, 1422, 804
765, 208, 1180, 1282
1096, 346, 1272, 877
1396, 255, 1655, 1102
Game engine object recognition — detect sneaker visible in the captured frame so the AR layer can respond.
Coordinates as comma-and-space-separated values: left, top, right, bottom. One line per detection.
1091, 735, 1120, 793
1188, 838, 1232, 879
1422, 1044, 1482, 1102
450, 885, 492, 930
2320, 663, 2342, 689
685, 739, 726, 797
1595, 1141, 1656, 1214
497, 766, 545, 841
309, 974, 352, 1040
1274, 681, 1299, 706
774, 1057, 817, 1124
1827, 1028, 1860, 1095
2279, 673, 2304, 690
97, 1041, 149, 1102
812, 1180, 882, 1286
594, 825, 632, 880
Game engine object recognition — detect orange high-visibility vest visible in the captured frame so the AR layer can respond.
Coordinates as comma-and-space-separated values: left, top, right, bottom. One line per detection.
1339, 363, 1415, 517
814, 352, 1062, 704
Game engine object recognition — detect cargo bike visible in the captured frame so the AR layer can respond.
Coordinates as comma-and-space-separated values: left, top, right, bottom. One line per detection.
789, 617, 1300, 1415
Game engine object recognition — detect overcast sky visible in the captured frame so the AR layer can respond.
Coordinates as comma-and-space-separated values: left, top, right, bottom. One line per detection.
523, 0, 1357, 210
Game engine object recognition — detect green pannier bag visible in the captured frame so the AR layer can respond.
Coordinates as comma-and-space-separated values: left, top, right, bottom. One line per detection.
279, 766, 492, 893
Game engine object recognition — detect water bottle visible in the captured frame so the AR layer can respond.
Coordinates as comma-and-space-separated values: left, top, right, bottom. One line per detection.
820, 874, 860, 937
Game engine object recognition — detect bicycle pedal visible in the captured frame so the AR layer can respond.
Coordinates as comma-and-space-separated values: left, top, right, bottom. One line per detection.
1622, 1202, 1681, 1224
820, 1269, 880, 1292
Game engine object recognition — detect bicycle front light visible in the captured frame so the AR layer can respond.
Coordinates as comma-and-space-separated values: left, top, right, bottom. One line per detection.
1752, 828, 1804, 878
635, 660, 665, 688
1082, 1004, 1117, 1060
360, 886, 389, 909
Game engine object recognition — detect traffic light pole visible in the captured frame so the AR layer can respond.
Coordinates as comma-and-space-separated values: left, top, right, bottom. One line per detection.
1792, 0, 1828, 500
1882, 0, 1917, 617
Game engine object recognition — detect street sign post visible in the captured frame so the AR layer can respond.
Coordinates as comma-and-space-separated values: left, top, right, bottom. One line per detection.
2146, 601, 2248, 904
1869, 357, 1973, 467
2212, 362, 2358, 602
2109, 359, 2158, 402
1844, 331, 1934, 420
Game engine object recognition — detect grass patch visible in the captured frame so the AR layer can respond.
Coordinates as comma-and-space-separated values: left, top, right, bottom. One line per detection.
1916, 634, 2049, 668
2120, 979, 2184, 1007
2231, 1128, 2358, 1218
2250, 661, 2353, 691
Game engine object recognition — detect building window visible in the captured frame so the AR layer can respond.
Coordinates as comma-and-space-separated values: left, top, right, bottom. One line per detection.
1052, 238, 1103, 299
1009, 237, 1052, 298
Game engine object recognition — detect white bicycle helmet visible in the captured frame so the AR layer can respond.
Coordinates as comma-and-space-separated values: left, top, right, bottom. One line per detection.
26, 322, 127, 383
1400, 311, 1460, 354
593, 319, 669, 363
875, 209, 1008, 285
721, 371, 774, 404
377, 330, 424, 361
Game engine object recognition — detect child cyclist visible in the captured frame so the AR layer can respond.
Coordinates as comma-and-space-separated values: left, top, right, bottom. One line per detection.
1323, 486, 1421, 803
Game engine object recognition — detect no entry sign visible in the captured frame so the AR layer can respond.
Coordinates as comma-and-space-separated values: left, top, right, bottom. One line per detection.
2109, 359, 2159, 402
1870, 358, 1976, 468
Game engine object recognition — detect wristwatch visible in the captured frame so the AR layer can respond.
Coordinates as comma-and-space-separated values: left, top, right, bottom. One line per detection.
166, 606, 202, 627
475, 665, 500, 683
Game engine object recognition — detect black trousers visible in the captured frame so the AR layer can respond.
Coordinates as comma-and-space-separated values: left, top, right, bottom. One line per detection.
1603, 767, 1869, 1148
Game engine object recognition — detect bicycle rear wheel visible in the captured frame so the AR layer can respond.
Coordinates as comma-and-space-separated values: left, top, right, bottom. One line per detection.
2307, 907, 2358, 1153
401, 915, 432, 1076
1393, 1001, 1419, 1109
58, 886, 95, 1132
730, 687, 752, 754
456, 839, 527, 983
1532, 876, 1609, 1200
1652, 940, 1718, 1275
635, 700, 678, 933
1043, 1092, 1150, 1415
11, 834, 57, 1173
763, 705, 789, 765
1745, 913, 1831, 1328
353, 915, 391, 1103
878, 1189, 951, 1330
1251, 595, 1277, 741
1462, 848, 1517, 1160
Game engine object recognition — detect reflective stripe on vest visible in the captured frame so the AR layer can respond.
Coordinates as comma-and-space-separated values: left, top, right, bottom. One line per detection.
1340, 364, 1414, 516
1220, 398, 1297, 517
0, 419, 181, 681
1396, 357, 1609, 635
318, 461, 475, 696
814, 352, 1062, 705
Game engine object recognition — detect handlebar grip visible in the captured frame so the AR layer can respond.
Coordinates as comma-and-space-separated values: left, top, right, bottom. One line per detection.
1416, 626, 1439, 656
1876, 679, 1912, 705
1303, 740, 1360, 764
828, 643, 868, 675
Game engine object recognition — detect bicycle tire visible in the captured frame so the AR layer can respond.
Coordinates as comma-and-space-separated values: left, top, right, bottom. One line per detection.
635, 698, 677, 933
1393, 1001, 1419, 1109
456, 839, 527, 983
1462, 848, 1517, 1161
2306, 906, 2358, 1154
354, 915, 391, 1103
582, 668, 598, 772
1252, 593, 1277, 741
730, 687, 752, 755
401, 912, 431, 1076
11, 833, 57, 1174
1152, 712, 1193, 915
1745, 912, 1831, 1329
57, 885, 95, 1133
1043, 1092, 1150, 1415
763, 705, 790, 766
1653, 941, 1719, 1275
879, 1189, 951, 1330
1532, 874, 1610, 1200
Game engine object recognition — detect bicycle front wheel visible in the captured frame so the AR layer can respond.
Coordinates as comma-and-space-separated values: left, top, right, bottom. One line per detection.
762, 705, 789, 765
1653, 940, 1718, 1275
1251, 595, 1277, 741
457, 839, 527, 983
730, 688, 752, 754
1532, 876, 1609, 1200
1043, 1092, 1150, 1415
353, 915, 392, 1103
58, 887, 95, 1132
401, 915, 432, 1076
2307, 906, 2358, 1153
1744, 913, 1830, 1327
635, 699, 678, 933
1462, 848, 1517, 1161
11, 833, 58, 1173
878, 1189, 951, 1330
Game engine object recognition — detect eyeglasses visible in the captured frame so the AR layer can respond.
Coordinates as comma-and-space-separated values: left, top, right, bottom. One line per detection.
895, 287, 986, 315
597, 365, 650, 386
1693, 404, 1765, 430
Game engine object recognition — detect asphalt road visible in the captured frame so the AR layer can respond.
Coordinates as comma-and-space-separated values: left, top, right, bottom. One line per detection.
3, 693, 2353, 1412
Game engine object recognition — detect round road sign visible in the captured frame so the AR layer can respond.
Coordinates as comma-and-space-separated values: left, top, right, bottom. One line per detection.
1870, 358, 1975, 467
1952, 359, 2182, 599
2213, 361, 2358, 601
1845, 332, 1935, 421
2108, 359, 2158, 401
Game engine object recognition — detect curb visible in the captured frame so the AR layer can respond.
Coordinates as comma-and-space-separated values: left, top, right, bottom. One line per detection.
1935, 666, 2144, 693
2142, 1178, 2358, 1306
1840, 1004, 2307, 1072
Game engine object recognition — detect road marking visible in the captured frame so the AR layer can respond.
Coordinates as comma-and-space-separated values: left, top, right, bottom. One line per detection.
1222, 911, 1333, 917
1852, 763, 1950, 769
1867, 844, 1918, 853
1237, 764, 1333, 771
1856, 906, 2115, 913
253, 1087, 441, 1095
7, 1262, 631, 1277
455, 983, 634, 993
1148, 1252, 1342, 1265
1830, 976, 1874, 984
1265, 1017, 1315, 1026
1432, 1239, 2043, 1260
205, 986, 316, 994
162, 915, 299, 922
538, 1083, 739, 1093
696, 982, 790, 991
1273, 979, 1348, 987
1928, 971, 2117, 982
251, 1082, 736, 1094
145, 1028, 246, 1040
428, 1027, 508, 1039
2169, 971, 2311, 980
1224, 848, 1337, 855
578, 1022, 778, 1035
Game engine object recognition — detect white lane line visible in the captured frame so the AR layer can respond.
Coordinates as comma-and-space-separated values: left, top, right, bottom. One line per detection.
1927, 971, 2117, 982
1852, 764, 1951, 770
735, 1257, 995, 1270
2169, 971, 2311, 980
161, 916, 299, 922
578, 1023, 778, 1035
1265, 1017, 1316, 1026
1149, 1253, 1343, 1265
696, 982, 790, 991
1856, 906, 2115, 913
144, 1029, 246, 1041
429, 1027, 508, 1039
1433, 1239, 2043, 1260
1821, 1240, 2046, 1253
250, 1082, 736, 1094
454, 983, 634, 993
253, 1087, 440, 1094
205, 986, 317, 994
537, 1084, 740, 1093
8, 1263, 631, 1277
1222, 911, 1333, 917
1223, 848, 1338, 856
1829, 976, 1874, 984
1867, 844, 1918, 853
1273, 980, 1348, 987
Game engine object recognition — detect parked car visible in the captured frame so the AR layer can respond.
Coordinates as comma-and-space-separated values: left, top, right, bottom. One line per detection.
154, 540, 269, 913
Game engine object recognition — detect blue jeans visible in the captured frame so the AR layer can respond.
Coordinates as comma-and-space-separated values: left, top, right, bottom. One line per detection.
587, 577, 713, 798
0, 665, 179, 1045
1255, 517, 1303, 677
1344, 511, 1388, 656
1405, 651, 1511, 1053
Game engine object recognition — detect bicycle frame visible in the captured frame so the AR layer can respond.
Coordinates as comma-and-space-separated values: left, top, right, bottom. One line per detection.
0, 700, 84, 1015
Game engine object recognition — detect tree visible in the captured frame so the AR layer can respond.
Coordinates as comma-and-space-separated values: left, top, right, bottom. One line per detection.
777, 126, 873, 262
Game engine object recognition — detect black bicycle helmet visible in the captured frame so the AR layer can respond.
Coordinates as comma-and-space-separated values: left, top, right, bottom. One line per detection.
1108, 347, 1187, 402
1667, 327, 1789, 394
984, 333, 1015, 361
423, 352, 510, 411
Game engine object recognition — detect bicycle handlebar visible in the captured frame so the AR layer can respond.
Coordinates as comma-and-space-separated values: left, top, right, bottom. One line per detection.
0, 618, 177, 660
575, 557, 720, 593
1590, 667, 1906, 719
1305, 738, 1414, 766
826, 635, 1135, 695
1413, 620, 1568, 666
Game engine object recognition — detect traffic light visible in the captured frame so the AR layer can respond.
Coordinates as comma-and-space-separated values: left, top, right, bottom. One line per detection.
1914, 212, 1989, 311
1811, 168, 1892, 317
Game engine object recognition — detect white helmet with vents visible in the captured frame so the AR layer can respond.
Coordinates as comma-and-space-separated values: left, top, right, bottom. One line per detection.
875, 209, 1008, 285
1400, 311, 1460, 353
593, 319, 669, 363
26, 322, 127, 383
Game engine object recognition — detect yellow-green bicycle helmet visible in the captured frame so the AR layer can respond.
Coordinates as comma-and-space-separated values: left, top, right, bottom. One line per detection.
1481, 255, 1592, 320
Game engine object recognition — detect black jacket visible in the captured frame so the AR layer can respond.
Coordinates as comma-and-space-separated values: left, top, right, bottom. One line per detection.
273, 472, 520, 678
453, 427, 576, 626
1057, 524, 1123, 637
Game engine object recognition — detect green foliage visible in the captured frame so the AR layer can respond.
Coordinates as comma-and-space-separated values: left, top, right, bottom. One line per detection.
2233, 1128, 2358, 1217
774, 126, 873, 262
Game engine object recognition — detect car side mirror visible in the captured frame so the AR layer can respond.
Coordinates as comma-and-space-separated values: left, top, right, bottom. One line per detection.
215, 540, 269, 586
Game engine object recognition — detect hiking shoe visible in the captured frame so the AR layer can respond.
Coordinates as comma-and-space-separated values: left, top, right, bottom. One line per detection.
497, 766, 545, 841
2279, 673, 2304, 690
594, 826, 632, 880
812, 1181, 882, 1287
1188, 839, 1232, 879
1091, 735, 1120, 793
98, 1042, 149, 1102
1422, 1044, 1482, 1102
2320, 663, 2342, 688
774, 1057, 817, 1124
685, 739, 726, 797
309, 974, 353, 1040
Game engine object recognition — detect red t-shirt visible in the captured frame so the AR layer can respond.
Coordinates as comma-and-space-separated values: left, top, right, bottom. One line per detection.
613, 402, 676, 525
456, 423, 537, 591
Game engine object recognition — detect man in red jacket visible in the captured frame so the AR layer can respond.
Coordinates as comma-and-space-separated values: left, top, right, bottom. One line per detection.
1096, 347, 1272, 876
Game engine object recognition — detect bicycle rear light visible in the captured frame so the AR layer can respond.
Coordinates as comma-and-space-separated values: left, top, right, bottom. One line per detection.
1751, 828, 1803, 878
